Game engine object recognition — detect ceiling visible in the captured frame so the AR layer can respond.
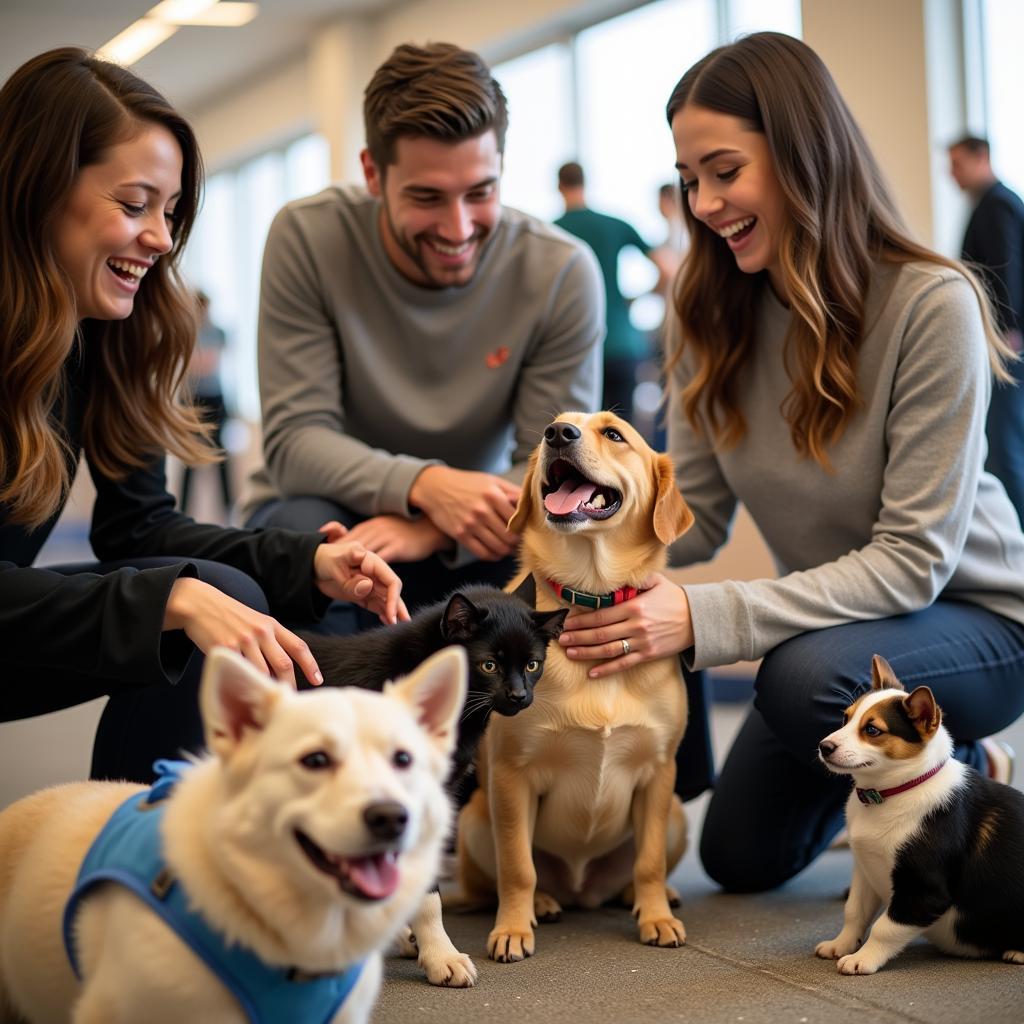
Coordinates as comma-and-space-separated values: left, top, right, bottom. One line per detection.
1, 0, 401, 113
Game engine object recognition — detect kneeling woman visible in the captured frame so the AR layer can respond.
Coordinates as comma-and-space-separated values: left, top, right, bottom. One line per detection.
0, 49, 407, 782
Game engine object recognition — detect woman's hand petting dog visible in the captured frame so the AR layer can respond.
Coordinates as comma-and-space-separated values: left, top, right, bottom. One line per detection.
408, 465, 521, 561
313, 537, 409, 624
164, 577, 324, 687
559, 573, 695, 678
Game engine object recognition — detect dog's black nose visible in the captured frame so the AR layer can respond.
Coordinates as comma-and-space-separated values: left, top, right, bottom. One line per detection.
818, 740, 837, 758
363, 801, 408, 841
544, 421, 581, 449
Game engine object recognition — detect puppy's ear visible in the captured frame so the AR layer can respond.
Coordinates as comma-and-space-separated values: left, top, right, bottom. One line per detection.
652, 453, 694, 545
511, 572, 537, 608
201, 648, 283, 761
534, 607, 569, 642
387, 647, 468, 759
870, 654, 904, 691
508, 450, 539, 534
904, 686, 942, 736
441, 592, 486, 641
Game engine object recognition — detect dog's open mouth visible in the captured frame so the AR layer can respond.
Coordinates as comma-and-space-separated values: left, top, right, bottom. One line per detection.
542, 459, 622, 521
294, 829, 400, 901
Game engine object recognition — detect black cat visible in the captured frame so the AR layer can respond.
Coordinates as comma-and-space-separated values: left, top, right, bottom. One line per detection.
299, 576, 567, 795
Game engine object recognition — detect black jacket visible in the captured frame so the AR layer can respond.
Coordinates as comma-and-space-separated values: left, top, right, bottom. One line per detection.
0, 335, 326, 698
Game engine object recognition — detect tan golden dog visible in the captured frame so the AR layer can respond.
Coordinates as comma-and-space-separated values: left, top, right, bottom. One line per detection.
457, 411, 694, 963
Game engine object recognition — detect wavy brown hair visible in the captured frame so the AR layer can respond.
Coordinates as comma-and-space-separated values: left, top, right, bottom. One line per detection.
665, 32, 1009, 467
0, 47, 212, 528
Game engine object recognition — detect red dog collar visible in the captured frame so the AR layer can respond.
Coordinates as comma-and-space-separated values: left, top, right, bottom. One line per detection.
547, 579, 639, 610
855, 760, 948, 805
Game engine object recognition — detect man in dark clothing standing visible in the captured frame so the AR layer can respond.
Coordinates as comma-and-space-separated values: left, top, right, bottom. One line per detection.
555, 162, 659, 424
950, 134, 1024, 523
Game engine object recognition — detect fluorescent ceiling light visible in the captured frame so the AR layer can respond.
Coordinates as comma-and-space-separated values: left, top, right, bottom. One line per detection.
98, 20, 178, 65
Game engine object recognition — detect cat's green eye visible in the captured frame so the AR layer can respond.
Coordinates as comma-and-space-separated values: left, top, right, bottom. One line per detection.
479, 660, 498, 674
526, 660, 540, 673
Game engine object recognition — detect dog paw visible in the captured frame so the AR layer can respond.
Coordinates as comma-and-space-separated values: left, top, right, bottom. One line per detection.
638, 914, 686, 947
666, 884, 682, 909
534, 890, 562, 923
1003, 950, 1024, 964
815, 935, 860, 960
837, 951, 883, 975
487, 925, 535, 963
394, 927, 418, 958
421, 950, 478, 987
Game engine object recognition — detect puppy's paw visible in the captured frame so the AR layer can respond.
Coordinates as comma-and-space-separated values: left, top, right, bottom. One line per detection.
1003, 950, 1024, 964
637, 914, 686, 948
815, 933, 861, 960
666, 883, 682, 909
420, 949, 478, 987
394, 927, 418, 959
487, 925, 535, 963
837, 950, 884, 975
534, 890, 562, 923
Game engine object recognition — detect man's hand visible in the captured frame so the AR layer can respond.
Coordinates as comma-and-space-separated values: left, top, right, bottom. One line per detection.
346, 515, 450, 563
409, 465, 520, 562
313, 539, 409, 624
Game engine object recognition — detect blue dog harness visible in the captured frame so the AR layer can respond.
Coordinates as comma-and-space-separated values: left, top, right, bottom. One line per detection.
63, 760, 364, 1024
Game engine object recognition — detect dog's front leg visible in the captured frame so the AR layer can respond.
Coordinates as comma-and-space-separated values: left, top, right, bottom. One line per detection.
486, 771, 539, 963
410, 890, 477, 987
815, 864, 881, 961
836, 911, 924, 975
630, 761, 686, 947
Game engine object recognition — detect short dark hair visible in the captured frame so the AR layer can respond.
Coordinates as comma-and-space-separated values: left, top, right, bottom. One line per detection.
557, 161, 584, 188
363, 42, 508, 170
948, 135, 990, 157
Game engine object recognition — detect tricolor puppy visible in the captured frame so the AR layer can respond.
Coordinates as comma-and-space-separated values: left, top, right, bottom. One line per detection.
816, 654, 1024, 975
457, 411, 695, 963
0, 646, 466, 1024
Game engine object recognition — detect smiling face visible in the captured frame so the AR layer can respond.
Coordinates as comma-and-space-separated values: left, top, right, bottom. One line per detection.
361, 131, 502, 289
52, 123, 182, 321
671, 104, 787, 295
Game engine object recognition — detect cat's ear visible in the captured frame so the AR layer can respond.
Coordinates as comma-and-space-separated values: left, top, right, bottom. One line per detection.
534, 607, 569, 642
441, 592, 487, 641
511, 573, 537, 608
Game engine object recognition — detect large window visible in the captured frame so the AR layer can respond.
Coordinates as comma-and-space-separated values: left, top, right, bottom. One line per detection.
978, 0, 1024, 198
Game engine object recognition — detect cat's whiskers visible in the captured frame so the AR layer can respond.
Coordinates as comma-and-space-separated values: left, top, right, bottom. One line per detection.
461, 693, 495, 720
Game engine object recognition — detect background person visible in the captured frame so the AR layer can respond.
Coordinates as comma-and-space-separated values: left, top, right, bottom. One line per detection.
949, 134, 1024, 525
556, 32, 1024, 892
0, 48, 405, 784
242, 43, 603, 628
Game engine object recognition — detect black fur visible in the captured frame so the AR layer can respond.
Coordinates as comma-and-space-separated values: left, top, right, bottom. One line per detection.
888, 770, 1024, 955
299, 576, 567, 796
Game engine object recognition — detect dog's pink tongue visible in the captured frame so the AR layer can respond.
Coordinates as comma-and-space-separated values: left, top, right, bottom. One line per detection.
346, 852, 399, 900
544, 480, 597, 515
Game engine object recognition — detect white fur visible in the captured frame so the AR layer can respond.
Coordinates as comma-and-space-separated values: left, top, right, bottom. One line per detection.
0, 646, 467, 1023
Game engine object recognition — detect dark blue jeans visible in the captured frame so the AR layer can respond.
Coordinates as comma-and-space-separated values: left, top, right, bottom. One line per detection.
15, 557, 268, 784
699, 600, 1024, 892
245, 496, 518, 632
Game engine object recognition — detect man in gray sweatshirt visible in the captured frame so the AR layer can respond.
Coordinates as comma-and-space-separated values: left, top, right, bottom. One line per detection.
242, 43, 603, 619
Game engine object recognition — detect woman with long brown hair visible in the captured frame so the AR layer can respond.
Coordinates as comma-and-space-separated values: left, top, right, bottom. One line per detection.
557, 32, 1024, 890
0, 48, 406, 783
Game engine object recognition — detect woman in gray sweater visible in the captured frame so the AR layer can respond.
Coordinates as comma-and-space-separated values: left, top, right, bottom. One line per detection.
557, 32, 1024, 890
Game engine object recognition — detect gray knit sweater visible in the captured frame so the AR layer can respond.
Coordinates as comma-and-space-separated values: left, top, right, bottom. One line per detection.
241, 185, 603, 522
668, 260, 1024, 670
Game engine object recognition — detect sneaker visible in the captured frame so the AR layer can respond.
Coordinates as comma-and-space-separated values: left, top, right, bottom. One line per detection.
979, 737, 1015, 785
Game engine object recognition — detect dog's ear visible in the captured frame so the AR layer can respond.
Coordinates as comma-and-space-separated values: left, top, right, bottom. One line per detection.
904, 685, 941, 736
508, 450, 539, 534
652, 453, 694, 545
201, 647, 284, 760
387, 646, 468, 759
511, 572, 536, 608
534, 607, 569, 642
441, 592, 487, 641
870, 654, 904, 691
